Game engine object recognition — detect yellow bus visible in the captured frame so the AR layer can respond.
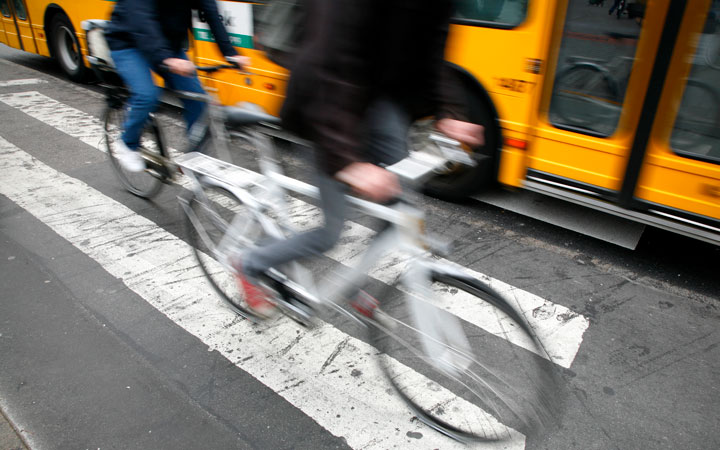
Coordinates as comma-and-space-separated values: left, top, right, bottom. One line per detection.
2, 1, 719, 246
189, 0, 720, 246
0, 0, 115, 80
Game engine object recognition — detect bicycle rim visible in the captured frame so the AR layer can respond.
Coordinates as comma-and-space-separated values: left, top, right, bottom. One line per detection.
369, 272, 561, 443
182, 183, 266, 321
104, 105, 164, 198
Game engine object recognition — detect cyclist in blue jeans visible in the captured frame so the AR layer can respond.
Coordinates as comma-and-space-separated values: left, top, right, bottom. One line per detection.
105, 0, 248, 172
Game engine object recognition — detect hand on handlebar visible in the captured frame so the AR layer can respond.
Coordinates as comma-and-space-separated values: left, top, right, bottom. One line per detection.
162, 58, 196, 77
335, 162, 401, 203
226, 55, 251, 70
436, 118, 485, 148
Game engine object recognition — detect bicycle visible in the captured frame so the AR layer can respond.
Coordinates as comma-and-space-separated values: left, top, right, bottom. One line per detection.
177, 116, 562, 442
85, 18, 561, 443
83, 19, 242, 199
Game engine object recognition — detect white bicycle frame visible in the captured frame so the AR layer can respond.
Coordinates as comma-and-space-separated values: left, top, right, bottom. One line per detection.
178, 125, 475, 364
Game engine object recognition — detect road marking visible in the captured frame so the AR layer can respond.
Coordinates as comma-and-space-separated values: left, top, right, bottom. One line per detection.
0, 137, 524, 449
0, 90, 590, 367
0, 78, 48, 87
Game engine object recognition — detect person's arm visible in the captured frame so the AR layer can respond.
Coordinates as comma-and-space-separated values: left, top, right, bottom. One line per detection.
428, 2, 485, 147
198, 0, 239, 58
122, 0, 175, 68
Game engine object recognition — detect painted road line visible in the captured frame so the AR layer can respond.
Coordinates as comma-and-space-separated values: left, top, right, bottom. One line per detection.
0, 137, 523, 449
0, 79, 48, 87
0, 91, 590, 367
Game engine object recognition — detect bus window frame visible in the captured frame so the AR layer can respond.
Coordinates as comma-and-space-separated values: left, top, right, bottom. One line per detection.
665, 2, 720, 167
450, 0, 530, 30
12, 0, 26, 20
1, 0, 11, 18
450, 17, 526, 30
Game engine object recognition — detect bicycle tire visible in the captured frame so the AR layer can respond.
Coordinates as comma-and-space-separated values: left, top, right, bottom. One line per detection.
104, 104, 165, 199
551, 62, 621, 134
369, 271, 560, 443
182, 181, 267, 321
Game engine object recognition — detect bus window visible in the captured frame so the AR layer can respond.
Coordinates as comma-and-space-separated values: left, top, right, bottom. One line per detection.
1, 0, 11, 17
12, 0, 26, 20
670, 3, 720, 163
548, 0, 642, 137
453, 0, 528, 27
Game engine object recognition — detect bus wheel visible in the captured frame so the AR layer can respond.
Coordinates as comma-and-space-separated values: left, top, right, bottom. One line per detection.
50, 14, 87, 82
410, 69, 500, 201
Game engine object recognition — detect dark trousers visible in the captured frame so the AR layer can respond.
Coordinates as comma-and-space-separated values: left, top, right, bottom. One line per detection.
243, 98, 411, 277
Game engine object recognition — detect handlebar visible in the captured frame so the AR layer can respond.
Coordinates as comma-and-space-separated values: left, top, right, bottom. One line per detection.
386, 134, 476, 185
196, 63, 241, 73
157, 62, 253, 76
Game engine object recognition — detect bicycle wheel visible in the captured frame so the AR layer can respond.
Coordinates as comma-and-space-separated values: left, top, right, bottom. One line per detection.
182, 181, 267, 321
551, 63, 621, 135
369, 271, 561, 443
104, 103, 164, 198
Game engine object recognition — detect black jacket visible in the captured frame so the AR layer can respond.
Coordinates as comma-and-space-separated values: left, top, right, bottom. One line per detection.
280, 0, 465, 175
106, 0, 237, 68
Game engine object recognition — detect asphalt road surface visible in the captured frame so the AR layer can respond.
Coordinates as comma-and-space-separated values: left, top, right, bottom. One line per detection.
1, 45, 719, 450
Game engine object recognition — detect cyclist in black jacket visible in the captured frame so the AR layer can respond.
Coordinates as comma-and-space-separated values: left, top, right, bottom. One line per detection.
105, 0, 247, 171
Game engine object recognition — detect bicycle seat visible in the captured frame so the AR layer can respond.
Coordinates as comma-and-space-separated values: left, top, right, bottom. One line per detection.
223, 106, 282, 127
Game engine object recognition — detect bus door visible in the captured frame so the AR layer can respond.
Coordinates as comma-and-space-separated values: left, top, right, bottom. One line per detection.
526, 0, 669, 200
0, 0, 19, 47
0, 0, 37, 52
632, 0, 720, 232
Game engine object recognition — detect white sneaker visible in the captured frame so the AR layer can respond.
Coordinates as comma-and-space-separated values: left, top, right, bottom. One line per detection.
114, 139, 145, 172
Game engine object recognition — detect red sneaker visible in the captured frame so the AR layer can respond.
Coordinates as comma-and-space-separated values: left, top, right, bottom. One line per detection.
350, 290, 378, 319
233, 263, 276, 319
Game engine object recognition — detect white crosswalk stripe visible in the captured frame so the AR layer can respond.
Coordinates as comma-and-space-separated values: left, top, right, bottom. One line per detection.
0, 78, 48, 87
0, 91, 590, 368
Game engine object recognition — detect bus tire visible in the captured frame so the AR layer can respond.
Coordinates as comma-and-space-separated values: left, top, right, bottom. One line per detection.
49, 14, 87, 82
413, 65, 500, 201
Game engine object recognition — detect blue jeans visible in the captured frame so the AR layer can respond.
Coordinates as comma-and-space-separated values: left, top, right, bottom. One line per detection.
110, 48, 206, 150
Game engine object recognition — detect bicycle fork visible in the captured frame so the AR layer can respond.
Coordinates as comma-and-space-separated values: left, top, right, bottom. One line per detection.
404, 260, 473, 375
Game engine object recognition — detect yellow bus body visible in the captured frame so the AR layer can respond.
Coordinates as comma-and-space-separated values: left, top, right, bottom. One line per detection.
2, 0, 718, 244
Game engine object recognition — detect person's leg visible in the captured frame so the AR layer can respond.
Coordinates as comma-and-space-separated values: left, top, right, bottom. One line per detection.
110, 48, 161, 149
241, 164, 349, 278
163, 51, 207, 132
363, 98, 411, 166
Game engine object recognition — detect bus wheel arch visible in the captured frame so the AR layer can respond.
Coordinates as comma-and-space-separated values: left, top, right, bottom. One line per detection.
417, 62, 502, 201
45, 6, 87, 82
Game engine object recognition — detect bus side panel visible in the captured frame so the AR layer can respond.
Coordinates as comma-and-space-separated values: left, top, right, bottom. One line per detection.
15, 1, 38, 54
191, 1, 289, 115
444, 17, 546, 137
636, 159, 720, 220
30, 22, 49, 56
0, 15, 9, 46
1, 14, 21, 49
635, 0, 720, 222
443, 0, 560, 188
528, 132, 628, 190
25, 1, 50, 57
